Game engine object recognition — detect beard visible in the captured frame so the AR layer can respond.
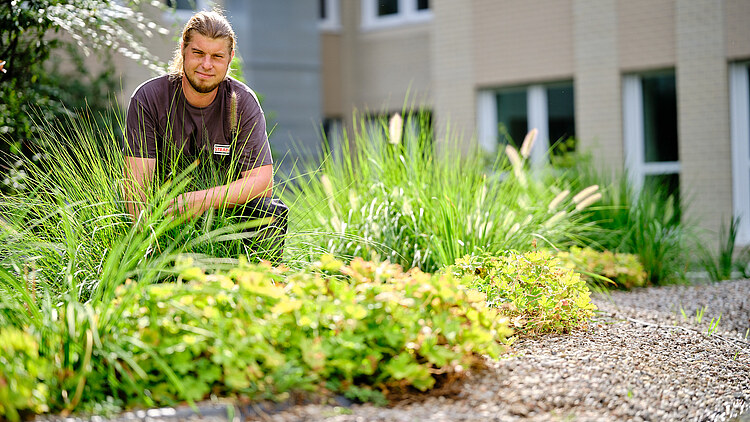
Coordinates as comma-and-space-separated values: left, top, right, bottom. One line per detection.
184, 69, 222, 94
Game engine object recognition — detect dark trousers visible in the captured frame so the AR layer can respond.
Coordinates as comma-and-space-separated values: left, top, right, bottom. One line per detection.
227, 197, 289, 264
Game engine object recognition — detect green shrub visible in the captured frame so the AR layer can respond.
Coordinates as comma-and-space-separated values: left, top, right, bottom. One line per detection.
110, 256, 510, 404
0, 328, 52, 422
0, 256, 511, 419
556, 246, 647, 289
450, 250, 597, 336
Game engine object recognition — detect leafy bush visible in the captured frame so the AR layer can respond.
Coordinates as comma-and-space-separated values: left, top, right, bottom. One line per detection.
0, 328, 51, 422
0, 256, 511, 419
286, 113, 599, 273
450, 250, 597, 336
556, 246, 647, 289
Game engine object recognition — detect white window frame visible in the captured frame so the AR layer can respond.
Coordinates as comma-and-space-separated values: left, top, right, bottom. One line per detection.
477, 83, 574, 168
319, 0, 341, 32
623, 73, 681, 193
361, 0, 433, 31
731, 62, 750, 245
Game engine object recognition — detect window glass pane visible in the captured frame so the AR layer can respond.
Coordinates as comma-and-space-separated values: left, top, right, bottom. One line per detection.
417, 0, 430, 10
166, 0, 195, 10
496, 90, 528, 147
642, 74, 678, 162
378, 0, 399, 16
320, 0, 327, 19
546, 84, 575, 153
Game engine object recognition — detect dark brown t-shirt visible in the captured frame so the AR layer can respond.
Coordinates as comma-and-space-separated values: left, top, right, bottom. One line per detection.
125, 75, 272, 180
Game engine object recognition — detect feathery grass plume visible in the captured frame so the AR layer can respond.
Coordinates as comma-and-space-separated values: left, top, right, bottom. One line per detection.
549, 189, 570, 211
519, 129, 538, 159
505, 144, 527, 187
545, 210, 567, 227
320, 174, 336, 215
388, 113, 403, 145
348, 189, 360, 210
229, 90, 238, 136
572, 184, 599, 204
575, 192, 602, 211
320, 174, 335, 199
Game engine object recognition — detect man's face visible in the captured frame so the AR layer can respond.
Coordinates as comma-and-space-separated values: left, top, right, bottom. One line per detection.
182, 32, 234, 94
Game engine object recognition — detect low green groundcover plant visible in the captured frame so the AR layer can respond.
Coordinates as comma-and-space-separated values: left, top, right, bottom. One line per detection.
450, 250, 597, 336
556, 246, 648, 289
0, 256, 511, 420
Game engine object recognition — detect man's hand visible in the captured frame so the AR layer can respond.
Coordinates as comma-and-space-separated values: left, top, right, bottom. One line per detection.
164, 192, 208, 219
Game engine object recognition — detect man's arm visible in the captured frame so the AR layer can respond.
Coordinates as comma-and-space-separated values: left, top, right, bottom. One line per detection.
123, 156, 156, 222
165, 164, 273, 217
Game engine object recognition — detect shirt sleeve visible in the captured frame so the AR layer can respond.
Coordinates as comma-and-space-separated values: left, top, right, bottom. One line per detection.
234, 89, 273, 174
124, 96, 159, 159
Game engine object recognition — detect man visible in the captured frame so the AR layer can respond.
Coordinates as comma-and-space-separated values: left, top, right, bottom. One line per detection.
123, 10, 287, 262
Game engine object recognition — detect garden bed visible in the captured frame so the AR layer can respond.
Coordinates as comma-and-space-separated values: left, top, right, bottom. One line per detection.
256, 279, 750, 421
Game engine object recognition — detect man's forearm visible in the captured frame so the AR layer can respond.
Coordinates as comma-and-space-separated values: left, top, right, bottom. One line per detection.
188, 176, 271, 210
174, 165, 273, 216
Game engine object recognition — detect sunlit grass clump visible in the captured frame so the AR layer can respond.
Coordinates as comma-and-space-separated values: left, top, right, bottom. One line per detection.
285, 110, 601, 273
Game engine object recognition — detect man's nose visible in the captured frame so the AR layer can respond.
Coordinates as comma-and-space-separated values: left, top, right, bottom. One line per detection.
202, 56, 213, 69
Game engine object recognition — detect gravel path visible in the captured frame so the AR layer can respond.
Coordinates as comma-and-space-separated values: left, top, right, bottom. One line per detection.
256, 279, 750, 422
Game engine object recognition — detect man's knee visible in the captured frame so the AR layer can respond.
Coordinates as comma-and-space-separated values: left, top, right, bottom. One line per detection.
233, 197, 289, 262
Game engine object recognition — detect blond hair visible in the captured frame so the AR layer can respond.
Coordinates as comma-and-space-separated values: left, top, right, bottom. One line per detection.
168, 10, 236, 77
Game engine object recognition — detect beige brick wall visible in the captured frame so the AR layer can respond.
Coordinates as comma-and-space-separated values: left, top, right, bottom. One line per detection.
573, 0, 623, 169
335, 0, 432, 132
473, 0, 574, 87
676, 0, 732, 236
617, 0, 676, 72
354, 26, 432, 111
726, 0, 750, 60
321, 33, 344, 117
430, 0, 475, 148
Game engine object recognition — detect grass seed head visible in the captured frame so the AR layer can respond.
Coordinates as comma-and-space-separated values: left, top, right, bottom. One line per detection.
520, 129, 538, 159
548, 189, 570, 211
575, 192, 602, 211
572, 185, 599, 204
388, 113, 403, 145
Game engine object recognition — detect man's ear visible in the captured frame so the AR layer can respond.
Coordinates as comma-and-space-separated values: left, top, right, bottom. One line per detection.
230, 49, 235, 61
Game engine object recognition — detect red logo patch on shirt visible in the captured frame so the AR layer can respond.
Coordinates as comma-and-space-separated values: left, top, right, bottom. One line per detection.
213, 144, 231, 156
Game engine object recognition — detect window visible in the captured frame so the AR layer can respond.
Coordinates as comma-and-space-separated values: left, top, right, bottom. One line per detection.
166, 0, 196, 10
164, 0, 209, 21
378, 0, 399, 16
623, 71, 680, 198
477, 82, 575, 167
319, 0, 341, 32
321, 117, 344, 156
361, 0, 432, 30
731, 62, 750, 244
